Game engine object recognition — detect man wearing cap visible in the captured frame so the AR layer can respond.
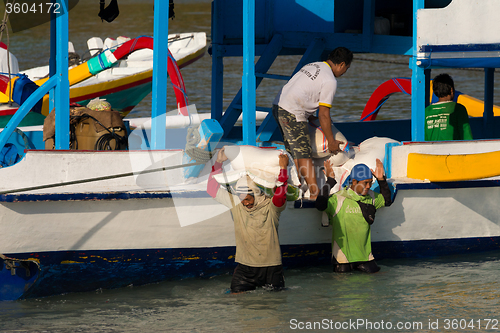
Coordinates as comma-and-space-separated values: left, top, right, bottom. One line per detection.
207, 148, 289, 292
315, 158, 392, 273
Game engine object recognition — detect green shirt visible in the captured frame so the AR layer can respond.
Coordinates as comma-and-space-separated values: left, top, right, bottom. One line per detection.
425, 101, 473, 141
325, 188, 385, 263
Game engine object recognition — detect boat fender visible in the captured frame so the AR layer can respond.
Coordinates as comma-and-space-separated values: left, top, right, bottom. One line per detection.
116, 36, 131, 45
87, 50, 117, 75
104, 37, 119, 51
87, 37, 104, 57
213, 145, 301, 201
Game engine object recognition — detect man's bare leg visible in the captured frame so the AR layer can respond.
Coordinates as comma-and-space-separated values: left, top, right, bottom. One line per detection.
295, 158, 318, 200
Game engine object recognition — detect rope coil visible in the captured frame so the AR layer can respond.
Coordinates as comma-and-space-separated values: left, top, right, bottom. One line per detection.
184, 127, 213, 163
0, 252, 36, 277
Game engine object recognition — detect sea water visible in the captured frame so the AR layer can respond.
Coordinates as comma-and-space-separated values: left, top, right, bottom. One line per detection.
2, 1, 500, 332
1, 250, 500, 332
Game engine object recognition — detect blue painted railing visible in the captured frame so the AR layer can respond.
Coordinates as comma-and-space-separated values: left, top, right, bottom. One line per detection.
0, 0, 70, 150
0, 77, 58, 150
150, 0, 169, 150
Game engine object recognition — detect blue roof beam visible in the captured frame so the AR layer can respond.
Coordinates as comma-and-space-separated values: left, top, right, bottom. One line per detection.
257, 37, 326, 142
219, 34, 284, 136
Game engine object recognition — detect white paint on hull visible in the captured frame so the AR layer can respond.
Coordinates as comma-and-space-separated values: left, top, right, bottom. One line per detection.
3, 140, 500, 257
373, 186, 500, 242
0, 196, 331, 254
0, 150, 189, 194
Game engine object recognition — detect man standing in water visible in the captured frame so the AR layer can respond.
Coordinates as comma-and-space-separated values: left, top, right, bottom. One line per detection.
315, 159, 392, 273
207, 148, 289, 292
272, 46, 353, 200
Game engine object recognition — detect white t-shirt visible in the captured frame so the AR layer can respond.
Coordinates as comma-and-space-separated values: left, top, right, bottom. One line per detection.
274, 61, 337, 122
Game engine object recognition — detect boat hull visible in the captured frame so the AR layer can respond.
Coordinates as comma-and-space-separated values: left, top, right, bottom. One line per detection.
0, 188, 331, 299
2, 184, 500, 299
9, 244, 332, 299
2, 143, 500, 299
3, 188, 500, 299
0, 256, 39, 301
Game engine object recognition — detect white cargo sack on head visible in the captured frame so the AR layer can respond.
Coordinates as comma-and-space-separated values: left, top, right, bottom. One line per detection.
323, 136, 400, 193
341, 137, 399, 172
309, 119, 351, 165
213, 145, 301, 189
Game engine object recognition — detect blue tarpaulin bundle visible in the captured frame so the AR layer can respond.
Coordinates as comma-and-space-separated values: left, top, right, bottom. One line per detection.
12, 74, 43, 114
0, 143, 20, 167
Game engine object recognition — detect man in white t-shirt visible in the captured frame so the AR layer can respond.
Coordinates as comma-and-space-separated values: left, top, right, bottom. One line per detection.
273, 47, 353, 200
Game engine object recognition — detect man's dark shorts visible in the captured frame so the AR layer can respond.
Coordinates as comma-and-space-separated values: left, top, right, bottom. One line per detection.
333, 259, 380, 274
230, 263, 285, 292
272, 105, 312, 160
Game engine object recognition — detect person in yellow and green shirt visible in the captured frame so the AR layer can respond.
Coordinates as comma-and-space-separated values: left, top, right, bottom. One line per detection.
315, 159, 392, 273
425, 73, 473, 141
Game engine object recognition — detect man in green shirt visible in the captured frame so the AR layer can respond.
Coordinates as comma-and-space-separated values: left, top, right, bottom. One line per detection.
315, 159, 392, 273
425, 73, 473, 141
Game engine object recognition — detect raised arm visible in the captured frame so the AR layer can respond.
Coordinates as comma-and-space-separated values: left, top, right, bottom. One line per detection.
371, 158, 392, 207
318, 106, 343, 155
272, 154, 289, 208
207, 148, 228, 198
315, 159, 337, 211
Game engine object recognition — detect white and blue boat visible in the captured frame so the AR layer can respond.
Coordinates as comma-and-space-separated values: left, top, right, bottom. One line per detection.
2, 0, 500, 301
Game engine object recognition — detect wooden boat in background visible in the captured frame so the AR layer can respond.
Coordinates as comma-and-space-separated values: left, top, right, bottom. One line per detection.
0, 32, 206, 125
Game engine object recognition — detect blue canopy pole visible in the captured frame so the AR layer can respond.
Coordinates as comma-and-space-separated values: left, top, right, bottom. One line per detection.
0, 77, 57, 150
151, 0, 168, 150
242, 0, 256, 146
410, 0, 425, 142
49, 6, 56, 115
54, 0, 70, 150
362, 0, 374, 52
211, 0, 224, 122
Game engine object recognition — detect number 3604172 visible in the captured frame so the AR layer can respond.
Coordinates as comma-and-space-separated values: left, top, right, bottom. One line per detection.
443, 319, 498, 330
5, 2, 61, 14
